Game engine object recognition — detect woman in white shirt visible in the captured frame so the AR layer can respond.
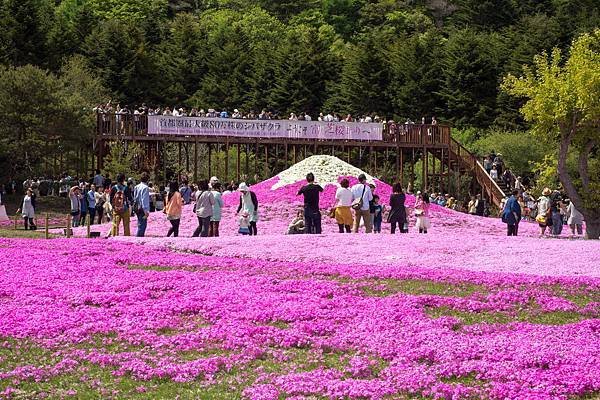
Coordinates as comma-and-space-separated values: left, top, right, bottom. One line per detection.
334, 178, 353, 233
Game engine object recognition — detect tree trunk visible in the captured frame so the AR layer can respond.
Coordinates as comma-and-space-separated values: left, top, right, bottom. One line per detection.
585, 217, 600, 240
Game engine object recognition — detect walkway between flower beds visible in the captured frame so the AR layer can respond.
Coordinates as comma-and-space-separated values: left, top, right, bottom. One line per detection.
113, 232, 600, 278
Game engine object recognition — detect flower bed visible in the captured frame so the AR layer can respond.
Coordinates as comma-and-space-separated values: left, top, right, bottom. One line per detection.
0, 237, 599, 399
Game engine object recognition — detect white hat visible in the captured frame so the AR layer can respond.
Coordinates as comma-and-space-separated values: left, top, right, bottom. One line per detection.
210, 176, 219, 183
238, 182, 249, 192
234, 109, 239, 113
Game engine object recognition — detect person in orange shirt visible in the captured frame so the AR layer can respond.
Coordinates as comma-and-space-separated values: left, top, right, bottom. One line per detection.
164, 181, 183, 237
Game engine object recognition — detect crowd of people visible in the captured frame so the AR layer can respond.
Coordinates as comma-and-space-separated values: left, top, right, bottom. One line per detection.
93, 100, 439, 128
291, 173, 431, 235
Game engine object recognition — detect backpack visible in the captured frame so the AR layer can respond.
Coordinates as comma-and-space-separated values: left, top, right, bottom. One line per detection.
113, 186, 127, 214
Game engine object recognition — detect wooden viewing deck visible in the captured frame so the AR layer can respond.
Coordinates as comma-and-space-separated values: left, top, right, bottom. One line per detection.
95, 114, 505, 207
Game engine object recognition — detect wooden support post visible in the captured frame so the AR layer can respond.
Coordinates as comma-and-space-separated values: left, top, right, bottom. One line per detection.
245, 144, 250, 177
163, 139, 167, 185
14, 214, 18, 230
400, 148, 404, 185
372, 146, 377, 176
255, 141, 259, 178
264, 145, 268, 178
347, 146, 351, 163
293, 144, 297, 165
178, 142, 182, 169
194, 139, 199, 182
225, 140, 230, 182
424, 148, 428, 191
411, 148, 415, 190
86, 213, 91, 238
236, 143, 241, 182
395, 145, 400, 181
45, 213, 49, 240
284, 143, 288, 169
208, 143, 212, 178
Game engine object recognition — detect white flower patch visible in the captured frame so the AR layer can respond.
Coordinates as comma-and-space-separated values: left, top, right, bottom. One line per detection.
271, 155, 376, 190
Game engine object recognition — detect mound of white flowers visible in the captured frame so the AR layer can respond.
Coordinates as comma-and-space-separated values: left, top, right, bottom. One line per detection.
271, 155, 376, 189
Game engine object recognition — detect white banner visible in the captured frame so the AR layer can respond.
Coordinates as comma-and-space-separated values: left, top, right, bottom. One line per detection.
147, 116, 383, 141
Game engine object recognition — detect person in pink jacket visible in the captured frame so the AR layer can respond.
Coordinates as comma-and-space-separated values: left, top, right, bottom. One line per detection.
414, 191, 431, 234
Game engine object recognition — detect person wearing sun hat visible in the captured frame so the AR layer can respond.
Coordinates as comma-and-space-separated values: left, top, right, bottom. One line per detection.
236, 182, 259, 235
537, 187, 553, 236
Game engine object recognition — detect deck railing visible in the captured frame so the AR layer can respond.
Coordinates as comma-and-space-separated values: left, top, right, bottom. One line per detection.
96, 114, 450, 145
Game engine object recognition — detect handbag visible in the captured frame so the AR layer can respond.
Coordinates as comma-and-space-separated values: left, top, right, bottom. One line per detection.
351, 185, 367, 210
328, 207, 336, 218
535, 214, 546, 224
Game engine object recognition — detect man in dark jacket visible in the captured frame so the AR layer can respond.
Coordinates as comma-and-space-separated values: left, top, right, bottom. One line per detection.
297, 172, 323, 234
502, 189, 522, 236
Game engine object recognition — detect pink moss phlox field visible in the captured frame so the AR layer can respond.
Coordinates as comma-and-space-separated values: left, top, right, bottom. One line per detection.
1, 238, 600, 399
60, 175, 550, 238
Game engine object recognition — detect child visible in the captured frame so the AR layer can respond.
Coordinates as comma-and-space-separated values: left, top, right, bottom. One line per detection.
372, 195, 385, 233
239, 212, 250, 235
414, 192, 431, 234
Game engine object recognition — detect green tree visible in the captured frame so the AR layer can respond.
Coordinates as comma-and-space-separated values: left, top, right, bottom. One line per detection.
386, 31, 445, 121
440, 29, 504, 127
325, 29, 393, 117
83, 20, 164, 104
102, 141, 144, 180
503, 30, 600, 239
0, 0, 55, 67
268, 25, 335, 116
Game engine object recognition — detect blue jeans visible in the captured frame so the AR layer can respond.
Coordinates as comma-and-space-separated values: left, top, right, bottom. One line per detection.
374, 218, 382, 233
551, 211, 563, 235
136, 215, 148, 237
304, 208, 322, 234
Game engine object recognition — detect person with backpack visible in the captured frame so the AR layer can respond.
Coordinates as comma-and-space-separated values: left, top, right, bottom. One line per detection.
133, 172, 151, 237
350, 174, 373, 233
179, 180, 192, 205
110, 173, 133, 236
192, 179, 215, 237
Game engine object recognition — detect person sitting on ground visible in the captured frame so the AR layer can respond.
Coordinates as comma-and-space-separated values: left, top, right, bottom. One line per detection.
287, 210, 305, 235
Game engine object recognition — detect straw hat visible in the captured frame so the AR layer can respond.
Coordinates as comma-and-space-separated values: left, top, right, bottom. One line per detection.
542, 187, 551, 196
